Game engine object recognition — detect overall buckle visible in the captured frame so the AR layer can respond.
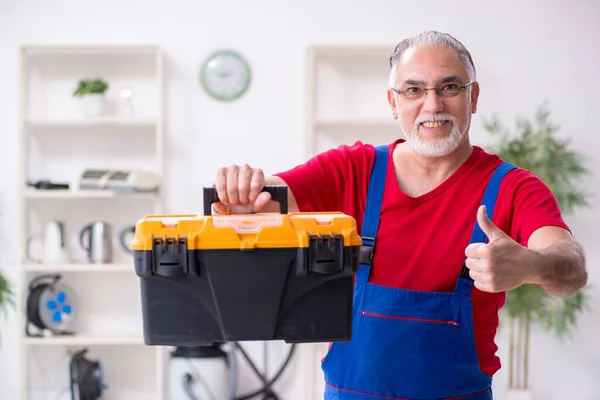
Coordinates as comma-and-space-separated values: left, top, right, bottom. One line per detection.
359, 236, 375, 265
459, 259, 473, 281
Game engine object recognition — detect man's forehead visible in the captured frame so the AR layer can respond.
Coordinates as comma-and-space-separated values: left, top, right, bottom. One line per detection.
399, 44, 463, 64
394, 45, 469, 83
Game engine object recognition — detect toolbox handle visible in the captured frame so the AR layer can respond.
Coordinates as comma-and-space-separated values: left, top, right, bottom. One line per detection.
203, 185, 288, 215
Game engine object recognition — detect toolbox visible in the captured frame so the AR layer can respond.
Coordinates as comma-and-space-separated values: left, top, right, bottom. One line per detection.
131, 186, 362, 346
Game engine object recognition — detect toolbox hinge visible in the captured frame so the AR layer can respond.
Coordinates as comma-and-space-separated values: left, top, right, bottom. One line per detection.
151, 237, 188, 277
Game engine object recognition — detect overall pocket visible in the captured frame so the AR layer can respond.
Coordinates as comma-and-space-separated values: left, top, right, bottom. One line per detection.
353, 309, 459, 399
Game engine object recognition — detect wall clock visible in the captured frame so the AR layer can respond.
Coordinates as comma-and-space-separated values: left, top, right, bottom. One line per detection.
200, 49, 251, 102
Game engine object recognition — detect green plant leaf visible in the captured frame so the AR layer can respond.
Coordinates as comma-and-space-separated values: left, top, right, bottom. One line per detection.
73, 78, 109, 97
0, 270, 15, 319
535, 287, 590, 342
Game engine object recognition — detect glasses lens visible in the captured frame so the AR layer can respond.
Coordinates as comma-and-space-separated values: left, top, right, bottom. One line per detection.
439, 86, 462, 97
403, 88, 423, 99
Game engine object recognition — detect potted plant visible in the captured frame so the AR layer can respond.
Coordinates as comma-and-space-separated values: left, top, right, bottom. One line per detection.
0, 268, 15, 346
483, 104, 592, 400
73, 78, 109, 117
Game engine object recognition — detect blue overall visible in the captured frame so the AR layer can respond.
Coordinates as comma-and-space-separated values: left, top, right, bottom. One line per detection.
322, 145, 516, 400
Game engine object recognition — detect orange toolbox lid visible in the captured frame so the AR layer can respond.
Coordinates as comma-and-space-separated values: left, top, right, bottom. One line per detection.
131, 186, 362, 251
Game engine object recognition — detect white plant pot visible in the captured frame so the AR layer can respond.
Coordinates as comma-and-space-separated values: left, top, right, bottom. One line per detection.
81, 93, 105, 117
506, 388, 533, 400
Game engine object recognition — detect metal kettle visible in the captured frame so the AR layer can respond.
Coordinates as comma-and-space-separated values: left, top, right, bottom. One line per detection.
79, 221, 112, 263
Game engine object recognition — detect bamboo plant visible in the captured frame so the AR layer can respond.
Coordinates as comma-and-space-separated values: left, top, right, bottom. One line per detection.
483, 104, 592, 391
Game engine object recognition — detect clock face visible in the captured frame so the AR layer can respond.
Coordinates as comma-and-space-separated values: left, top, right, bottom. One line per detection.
200, 50, 251, 101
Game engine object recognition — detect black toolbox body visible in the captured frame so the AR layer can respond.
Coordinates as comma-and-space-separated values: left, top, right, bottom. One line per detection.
132, 186, 362, 346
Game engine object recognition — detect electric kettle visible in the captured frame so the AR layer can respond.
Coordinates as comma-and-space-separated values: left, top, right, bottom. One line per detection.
26, 220, 71, 264
79, 221, 113, 263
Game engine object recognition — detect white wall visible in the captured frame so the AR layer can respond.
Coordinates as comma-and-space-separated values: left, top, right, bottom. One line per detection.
1, 0, 599, 399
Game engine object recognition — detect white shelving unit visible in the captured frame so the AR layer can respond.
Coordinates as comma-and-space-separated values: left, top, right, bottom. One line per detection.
305, 45, 400, 159
303, 44, 398, 399
17, 45, 165, 400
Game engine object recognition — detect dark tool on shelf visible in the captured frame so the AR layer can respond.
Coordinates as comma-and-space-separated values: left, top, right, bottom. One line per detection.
25, 274, 77, 337
27, 180, 70, 190
69, 348, 107, 400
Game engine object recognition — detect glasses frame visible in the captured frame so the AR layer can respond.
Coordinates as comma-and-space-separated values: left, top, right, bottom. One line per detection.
391, 81, 475, 100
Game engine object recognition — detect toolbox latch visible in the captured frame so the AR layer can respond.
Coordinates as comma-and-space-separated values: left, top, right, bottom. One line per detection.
307, 234, 344, 275
152, 237, 188, 277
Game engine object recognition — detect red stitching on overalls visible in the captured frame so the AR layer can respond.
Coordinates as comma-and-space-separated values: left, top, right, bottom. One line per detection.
325, 382, 491, 400
361, 311, 459, 326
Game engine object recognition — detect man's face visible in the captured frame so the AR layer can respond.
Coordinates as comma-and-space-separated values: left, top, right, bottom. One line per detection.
387, 44, 480, 157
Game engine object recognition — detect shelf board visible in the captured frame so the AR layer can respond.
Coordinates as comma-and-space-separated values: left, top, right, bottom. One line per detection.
24, 117, 157, 128
23, 333, 145, 346
23, 44, 160, 55
24, 188, 157, 200
24, 263, 133, 272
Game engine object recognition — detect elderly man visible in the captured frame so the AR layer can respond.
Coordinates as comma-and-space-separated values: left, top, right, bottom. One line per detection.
211, 31, 587, 400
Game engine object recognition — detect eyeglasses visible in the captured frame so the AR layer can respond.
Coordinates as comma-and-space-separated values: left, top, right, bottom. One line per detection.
391, 81, 475, 100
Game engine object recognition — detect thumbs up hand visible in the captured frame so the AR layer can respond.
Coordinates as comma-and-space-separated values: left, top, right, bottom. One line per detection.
464, 205, 535, 293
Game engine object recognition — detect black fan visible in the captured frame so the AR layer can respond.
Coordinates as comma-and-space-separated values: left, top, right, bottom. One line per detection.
70, 349, 107, 400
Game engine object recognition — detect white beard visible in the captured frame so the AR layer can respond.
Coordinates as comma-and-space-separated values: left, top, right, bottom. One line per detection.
399, 112, 469, 157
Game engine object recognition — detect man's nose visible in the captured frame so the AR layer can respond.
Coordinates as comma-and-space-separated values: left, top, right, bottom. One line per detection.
421, 89, 444, 114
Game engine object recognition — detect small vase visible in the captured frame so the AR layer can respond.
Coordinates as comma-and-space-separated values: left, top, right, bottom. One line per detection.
506, 388, 533, 400
81, 93, 105, 117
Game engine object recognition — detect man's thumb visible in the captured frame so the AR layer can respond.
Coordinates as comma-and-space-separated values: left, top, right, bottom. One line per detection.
477, 205, 506, 241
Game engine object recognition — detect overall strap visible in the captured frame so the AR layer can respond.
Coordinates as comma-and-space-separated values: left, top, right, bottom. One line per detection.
356, 144, 389, 283
455, 161, 518, 296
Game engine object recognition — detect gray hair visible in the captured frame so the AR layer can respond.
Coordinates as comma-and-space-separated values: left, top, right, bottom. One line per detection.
389, 31, 476, 87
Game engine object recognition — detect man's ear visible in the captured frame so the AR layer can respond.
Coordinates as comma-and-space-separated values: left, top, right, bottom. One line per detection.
470, 81, 480, 114
387, 89, 398, 120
